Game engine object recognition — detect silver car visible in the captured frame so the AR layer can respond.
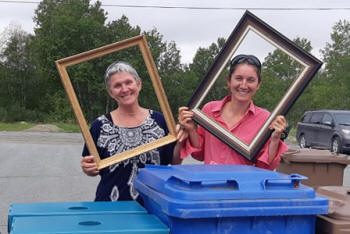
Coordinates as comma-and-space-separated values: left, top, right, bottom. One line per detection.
296, 110, 350, 154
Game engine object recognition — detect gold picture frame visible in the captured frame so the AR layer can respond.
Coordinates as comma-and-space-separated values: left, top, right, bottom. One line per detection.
56, 35, 177, 169
188, 11, 322, 161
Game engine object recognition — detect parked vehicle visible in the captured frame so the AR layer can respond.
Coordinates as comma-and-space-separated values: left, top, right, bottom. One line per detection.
296, 110, 350, 154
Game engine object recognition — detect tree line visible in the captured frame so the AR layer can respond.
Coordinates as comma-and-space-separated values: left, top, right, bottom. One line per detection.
0, 0, 349, 129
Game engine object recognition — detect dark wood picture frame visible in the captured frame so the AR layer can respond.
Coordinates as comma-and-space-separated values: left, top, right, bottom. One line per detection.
188, 11, 322, 161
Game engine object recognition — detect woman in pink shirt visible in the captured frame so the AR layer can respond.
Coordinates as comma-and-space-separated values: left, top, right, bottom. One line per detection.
177, 54, 288, 170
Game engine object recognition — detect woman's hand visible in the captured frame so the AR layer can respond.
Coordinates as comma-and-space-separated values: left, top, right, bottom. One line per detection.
269, 115, 287, 140
81, 155, 99, 176
178, 107, 196, 131
176, 124, 188, 143
177, 106, 201, 148
177, 107, 196, 142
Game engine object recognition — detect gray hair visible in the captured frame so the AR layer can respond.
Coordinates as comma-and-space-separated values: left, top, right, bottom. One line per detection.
104, 61, 141, 87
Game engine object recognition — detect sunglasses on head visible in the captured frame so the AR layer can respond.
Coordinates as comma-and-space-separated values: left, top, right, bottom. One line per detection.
229, 54, 261, 71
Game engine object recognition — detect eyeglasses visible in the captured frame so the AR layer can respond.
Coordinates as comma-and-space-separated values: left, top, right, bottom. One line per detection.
229, 54, 261, 73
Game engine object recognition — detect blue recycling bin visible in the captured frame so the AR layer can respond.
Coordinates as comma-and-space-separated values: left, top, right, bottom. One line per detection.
8, 201, 146, 233
134, 164, 329, 234
10, 213, 169, 234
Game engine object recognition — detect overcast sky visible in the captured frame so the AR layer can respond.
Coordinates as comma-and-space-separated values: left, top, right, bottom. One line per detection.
0, 0, 349, 64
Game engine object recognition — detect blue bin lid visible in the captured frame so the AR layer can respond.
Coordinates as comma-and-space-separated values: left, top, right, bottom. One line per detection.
10, 213, 169, 234
9, 201, 146, 216
136, 164, 315, 200
8, 201, 147, 233
135, 165, 328, 218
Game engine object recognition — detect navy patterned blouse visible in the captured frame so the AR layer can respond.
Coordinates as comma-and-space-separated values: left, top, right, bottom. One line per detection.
82, 110, 174, 201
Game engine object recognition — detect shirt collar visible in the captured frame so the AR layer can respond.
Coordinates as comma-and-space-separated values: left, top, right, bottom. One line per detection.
212, 96, 257, 117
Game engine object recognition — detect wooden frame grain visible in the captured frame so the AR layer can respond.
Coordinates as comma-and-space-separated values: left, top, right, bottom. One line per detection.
55, 35, 177, 169
188, 11, 322, 161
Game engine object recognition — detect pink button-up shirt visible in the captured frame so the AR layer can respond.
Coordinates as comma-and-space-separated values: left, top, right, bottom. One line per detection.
180, 96, 288, 170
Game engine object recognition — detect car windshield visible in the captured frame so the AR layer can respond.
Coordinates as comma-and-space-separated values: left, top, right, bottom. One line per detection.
334, 113, 350, 125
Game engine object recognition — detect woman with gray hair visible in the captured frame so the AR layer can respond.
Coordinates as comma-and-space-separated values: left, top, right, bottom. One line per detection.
81, 61, 180, 201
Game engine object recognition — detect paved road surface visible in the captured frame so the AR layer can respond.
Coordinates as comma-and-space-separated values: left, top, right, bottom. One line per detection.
0, 132, 97, 234
0, 131, 201, 233
0, 131, 349, 233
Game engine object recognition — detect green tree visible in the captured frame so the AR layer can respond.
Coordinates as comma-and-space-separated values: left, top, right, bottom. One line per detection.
32, 0, 108, 121
0, 26, 42, 121
316, 20, 350, 109
157, 40, 187, 114
255, 38, 312, 111
32, 0, 184, 122
68, 14, 143, 121
288, 20, 350, 129
190, 37, 226, 79
321, 20, 350, 76
247, 37, 319, 128
189, 37, 226, 106
158, 41, 183, 74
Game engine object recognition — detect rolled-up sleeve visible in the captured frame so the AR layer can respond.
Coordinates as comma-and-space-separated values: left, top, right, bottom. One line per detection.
255, 139, 288, 170
180, 125, 205, 161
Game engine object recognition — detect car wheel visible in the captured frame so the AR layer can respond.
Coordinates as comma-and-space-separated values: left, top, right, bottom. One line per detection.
299, 134, 307, 148
330, 137, 341, 154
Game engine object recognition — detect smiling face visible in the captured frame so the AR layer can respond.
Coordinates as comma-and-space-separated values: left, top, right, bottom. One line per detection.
227, 63, 261, 103
107, 71, 141, 107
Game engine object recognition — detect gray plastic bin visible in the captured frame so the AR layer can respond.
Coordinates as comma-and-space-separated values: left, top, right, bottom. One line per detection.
316, 186, 350, 234
277, 149, 350, 187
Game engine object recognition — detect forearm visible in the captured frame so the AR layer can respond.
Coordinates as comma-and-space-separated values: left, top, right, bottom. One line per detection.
172, 142, 183, 164
267, 115, 287, 163
267, 135, 281, 163
188, 128, 201, 148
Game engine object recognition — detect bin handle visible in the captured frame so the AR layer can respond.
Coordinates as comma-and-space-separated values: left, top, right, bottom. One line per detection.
167, 174, 240, 183
261, 174, 307, 190
167, 175, 239, 189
